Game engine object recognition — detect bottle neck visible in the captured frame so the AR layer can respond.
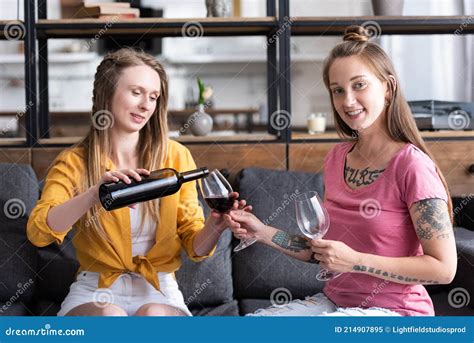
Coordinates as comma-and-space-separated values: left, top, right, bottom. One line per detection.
180, 167, 209, 183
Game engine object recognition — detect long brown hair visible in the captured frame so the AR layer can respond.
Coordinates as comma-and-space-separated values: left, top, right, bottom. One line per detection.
322, 25, 453, 220
77, 47, 169, 238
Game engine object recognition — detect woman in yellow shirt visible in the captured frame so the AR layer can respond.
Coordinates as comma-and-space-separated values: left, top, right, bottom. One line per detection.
27, 48, 243, 316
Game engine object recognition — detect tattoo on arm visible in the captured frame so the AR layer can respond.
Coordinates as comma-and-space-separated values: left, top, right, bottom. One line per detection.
352, 265, 439, 284
271, 231, 310, 253
344, 165, 385, 187
413, 198, 452, 240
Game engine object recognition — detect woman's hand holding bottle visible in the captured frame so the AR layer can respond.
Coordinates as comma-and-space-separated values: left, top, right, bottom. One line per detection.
89, 168, 150, 209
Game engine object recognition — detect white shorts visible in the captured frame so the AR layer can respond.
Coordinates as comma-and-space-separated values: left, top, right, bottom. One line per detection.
57, 271, 192, 316
247, 293, 401, 316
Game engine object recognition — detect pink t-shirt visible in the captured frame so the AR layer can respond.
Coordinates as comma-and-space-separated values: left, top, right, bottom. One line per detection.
323, 142, 448, 316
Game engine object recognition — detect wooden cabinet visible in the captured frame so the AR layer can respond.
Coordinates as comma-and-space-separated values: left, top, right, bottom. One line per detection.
427, 141, 474, 197
288, 135, 473, 197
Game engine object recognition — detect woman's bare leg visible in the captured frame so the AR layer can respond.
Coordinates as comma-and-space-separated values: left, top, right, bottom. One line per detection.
133, 303, 188, 316
65, 302, 128, 316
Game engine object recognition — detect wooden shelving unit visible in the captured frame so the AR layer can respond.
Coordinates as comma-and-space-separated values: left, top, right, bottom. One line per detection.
1, 1, 473, 153
292, 131, 474, 142
36, 17, 277, 38
0, 20, 25, 39
291, 16, 474, 35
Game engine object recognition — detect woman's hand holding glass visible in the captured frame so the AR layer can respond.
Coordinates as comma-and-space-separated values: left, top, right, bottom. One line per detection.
228, 210, 267, 243
206, 191, 251, 233
295, 191, 342, 281
199, 169, 252, 236
310, 239, 360, 274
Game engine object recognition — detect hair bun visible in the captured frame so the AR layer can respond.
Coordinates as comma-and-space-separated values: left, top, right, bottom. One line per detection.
343, 25, 370, 42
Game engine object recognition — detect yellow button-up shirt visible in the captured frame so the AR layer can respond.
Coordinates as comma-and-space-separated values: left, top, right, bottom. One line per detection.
27, 140, 214, 291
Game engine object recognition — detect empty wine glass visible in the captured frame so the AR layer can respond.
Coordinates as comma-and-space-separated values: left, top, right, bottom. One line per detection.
295, 191, 341, 281
199, 169, 256, 252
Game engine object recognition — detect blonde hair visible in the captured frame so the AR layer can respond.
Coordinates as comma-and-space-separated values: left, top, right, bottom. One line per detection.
77, 47, 169, 238
322, 25, 453, 220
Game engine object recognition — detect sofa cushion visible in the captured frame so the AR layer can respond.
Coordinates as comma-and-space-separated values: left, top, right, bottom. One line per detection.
0, 164, 39, 306
430, 290, 473, 316
451, 227, 474, 307
453, 196, 474, 231
192, 300, 239, 316
0, 218, 37, 304
233, 168, 325, 301
0, 302, 32, 316
35, 229, 79, 305
176, 189, 234, 308
239, 298, 272, 315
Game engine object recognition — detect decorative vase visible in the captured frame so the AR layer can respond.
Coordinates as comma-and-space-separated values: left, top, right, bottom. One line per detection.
205, 0, 232, 17
371, 0, 404, 16
189, 104, 213, 136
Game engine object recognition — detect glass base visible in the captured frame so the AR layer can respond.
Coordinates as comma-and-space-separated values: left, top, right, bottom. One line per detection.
233, 238, 257, 252
316, 269, 342, 281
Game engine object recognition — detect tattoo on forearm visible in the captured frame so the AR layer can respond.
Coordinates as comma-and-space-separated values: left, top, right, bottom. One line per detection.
271, 231, 310, 253
344, 165, 385, 187
352, 265, 439, 284
413, 199, 452, 240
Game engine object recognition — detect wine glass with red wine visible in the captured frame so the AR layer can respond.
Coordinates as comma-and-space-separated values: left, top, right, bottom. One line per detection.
200, 169, 257, 252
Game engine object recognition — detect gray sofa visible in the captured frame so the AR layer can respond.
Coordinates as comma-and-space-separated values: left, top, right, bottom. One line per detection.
0, 163, 473, 316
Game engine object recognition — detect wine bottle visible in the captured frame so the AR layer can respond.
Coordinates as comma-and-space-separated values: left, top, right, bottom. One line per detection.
99, 167, 209, 211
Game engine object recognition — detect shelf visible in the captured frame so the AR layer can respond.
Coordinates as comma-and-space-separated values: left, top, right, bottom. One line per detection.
0, 20, 25, 40
0, 52, 97, 64
37, 133, 278, 146
0, 138, 27, 146
291, 16, 474, 35
292, 130, 474, 142
36, 17, 277, 39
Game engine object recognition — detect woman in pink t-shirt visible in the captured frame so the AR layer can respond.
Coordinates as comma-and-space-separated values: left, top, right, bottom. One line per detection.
229, 26, 457, 316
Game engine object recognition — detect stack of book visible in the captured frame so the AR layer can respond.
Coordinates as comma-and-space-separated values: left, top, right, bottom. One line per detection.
74, 2, 140, 19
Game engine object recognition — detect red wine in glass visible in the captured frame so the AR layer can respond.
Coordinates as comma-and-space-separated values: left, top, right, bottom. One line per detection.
199, 169, 257, 252
204, 195, 236, 213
